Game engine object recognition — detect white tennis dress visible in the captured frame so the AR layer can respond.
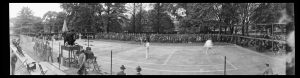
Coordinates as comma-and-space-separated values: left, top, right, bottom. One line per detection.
204, 40, 213, 48
145, 42, 150, 59
145, 42, 150, 48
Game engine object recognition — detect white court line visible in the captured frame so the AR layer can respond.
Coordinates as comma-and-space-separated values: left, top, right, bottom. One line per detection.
100, 59, 238, 73
100, 56, 223, 66
211, 49, 239, 70
226, 59, 238, 70
162, 50, 176, 65
220, 55, 239, 70
158, 45, 236, 48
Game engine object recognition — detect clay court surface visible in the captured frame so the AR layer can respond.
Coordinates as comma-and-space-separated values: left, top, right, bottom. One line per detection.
12, 35, 287, 75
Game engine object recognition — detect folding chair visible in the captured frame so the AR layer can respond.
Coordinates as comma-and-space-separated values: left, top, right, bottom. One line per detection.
26, 62, 37, 73
14, 59, 28, 73
38, 64, 48, 75
89, 56, 102, 74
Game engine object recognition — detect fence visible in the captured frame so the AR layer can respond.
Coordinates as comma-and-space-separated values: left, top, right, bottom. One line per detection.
25, 32, 287, 54
93, 32, 287, 53
32, 37, 54, 62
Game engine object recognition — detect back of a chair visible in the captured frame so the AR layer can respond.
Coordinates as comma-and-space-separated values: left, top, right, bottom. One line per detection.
85, 50, 94, 60
38, 64, 46, 75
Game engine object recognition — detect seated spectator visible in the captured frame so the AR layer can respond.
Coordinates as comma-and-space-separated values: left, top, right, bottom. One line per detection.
117, 65, 126, 75
136, 66, 142, 75
263, 63, 273, 75
77, 49, 87, 75
84, 47, 95, 71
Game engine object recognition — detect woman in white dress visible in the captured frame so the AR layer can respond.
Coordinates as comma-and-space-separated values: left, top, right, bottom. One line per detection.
145, 35, 150, 59
204, 37, 213, 54
145, 41, 150, 59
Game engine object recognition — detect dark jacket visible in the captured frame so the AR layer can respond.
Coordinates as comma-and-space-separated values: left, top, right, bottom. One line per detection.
64, 32, 76, 45
136, 72, 142, 75
117, 71, 126, 75
84, 50, 94, 60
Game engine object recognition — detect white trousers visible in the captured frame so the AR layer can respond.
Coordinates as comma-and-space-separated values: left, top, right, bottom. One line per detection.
146, 47, 149, 59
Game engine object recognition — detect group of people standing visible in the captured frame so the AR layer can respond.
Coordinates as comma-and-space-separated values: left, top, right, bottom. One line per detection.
33, 39, 53, 62
116, 65, 143, 75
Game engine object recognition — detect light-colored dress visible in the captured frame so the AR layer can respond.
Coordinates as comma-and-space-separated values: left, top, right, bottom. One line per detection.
204, 40, 213, 48
263, 67, 273, 75
145, 42, 150, 48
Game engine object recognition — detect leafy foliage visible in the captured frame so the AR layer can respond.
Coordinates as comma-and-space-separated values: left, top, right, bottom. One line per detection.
11, 7, 43, 34
13, 3, 290, 35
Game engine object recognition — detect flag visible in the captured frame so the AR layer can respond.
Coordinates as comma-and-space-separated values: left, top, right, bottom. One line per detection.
62, 19, 68, 32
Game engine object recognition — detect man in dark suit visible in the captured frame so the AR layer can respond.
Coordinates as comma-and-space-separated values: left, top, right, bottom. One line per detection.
64, 30, 77, 46
117, 65, 126, 75
136, 66, 142, 75
10, 53, 18, 75
263, 63, 273, 75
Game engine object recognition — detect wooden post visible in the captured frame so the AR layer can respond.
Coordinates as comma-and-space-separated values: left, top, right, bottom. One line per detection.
88, 34, 89, 47
255, 24, 257, 47
271, 24, 274, 53
224, 56, 227, 75
231, 25, 234, 43
59, 42, 60, 69
219, 25, 221, 35
111, 50, 112, 75
51, 39, 54, 63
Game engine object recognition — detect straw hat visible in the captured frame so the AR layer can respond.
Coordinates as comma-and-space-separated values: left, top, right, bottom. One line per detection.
86, 47, 91, 50
120, 65, 126, 70
136, 66, 142, 72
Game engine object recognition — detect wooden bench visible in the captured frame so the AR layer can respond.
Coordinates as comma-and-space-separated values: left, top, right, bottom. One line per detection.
11, 45, 66, 75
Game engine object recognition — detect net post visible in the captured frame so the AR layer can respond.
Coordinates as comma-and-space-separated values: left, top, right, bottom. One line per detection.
59, 42, 60, 69
88, 34, 90, 47
271, 24, 274, 54
51, 39, 54, 63
111, 50, 113, 75
224, 56, 227, 75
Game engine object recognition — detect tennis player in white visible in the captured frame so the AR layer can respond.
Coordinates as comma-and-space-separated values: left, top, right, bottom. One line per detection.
145, 41, 150, 59
204, 38, 213, 54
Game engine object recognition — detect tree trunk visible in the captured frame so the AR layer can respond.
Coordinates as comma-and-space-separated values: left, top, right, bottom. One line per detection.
106, 6, 111, 33
230, 26, 234, 35
219, 26, 221, 34
139, 3, 143, 33
245, 4, 249, 36
242, 25, 245, 36
246, 23, 249, 36
50, 25, 52, 33
133, 3, 136, 33
156, 3, 161, 33
213, 26, 216, 33
224, 27, 227, 34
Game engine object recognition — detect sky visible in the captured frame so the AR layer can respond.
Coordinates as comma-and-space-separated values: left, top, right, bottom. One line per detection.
9, 3, 183, 21
9, 3, 63, 19
9, 3, 154, 19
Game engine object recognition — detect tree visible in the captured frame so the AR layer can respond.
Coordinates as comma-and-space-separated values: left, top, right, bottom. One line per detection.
12, 7, 42, 34
251, 3, 283, 24
125, 3, 138, 33
55, 12, 67, 33
42, 11, 58, 33
138, 3, 143, 33
249, 3, 286, 35
132, 3, 136, 32
171, 3, 221, 34
153, 3, 162, 33
103, 3, 128, 33
61, 3, 104, 33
